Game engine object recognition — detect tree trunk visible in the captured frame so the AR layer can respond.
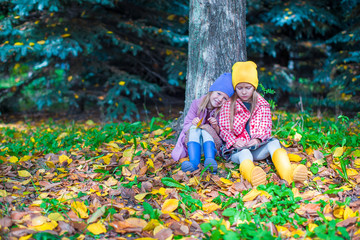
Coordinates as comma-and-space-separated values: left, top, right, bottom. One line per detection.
184, 0, 247, 113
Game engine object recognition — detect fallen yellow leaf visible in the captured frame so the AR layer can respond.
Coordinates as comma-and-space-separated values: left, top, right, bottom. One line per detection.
71, 201, 89, 218
292, 229, 305, 237
305, 147, 314, 155
339, 185, 353, 191
333, 206, 344, 219
153, 129, 164, 135
288, 153, 302, 162
243, 189, 261, 202
9, 156, 19, 163
85, 119, 95, 125
333, 147, 344, 158
20, 155, 31, 162
202, 202, 221, 213
147, 158, 155, 169
87, 222, 107, 235
231, 170, 241, 179
32, 221, 58, 231
18, 170, 31, 177
0, 190, 8, 197
196, 118, 203, 128
276, 225, 292, 238
19, 234, 32, 240
220, 178, 233, 186
189, 176, 200, 186
346, 168, 358, 176
105, 142, 121, 150
56, 132, 68, 140
122, 167, 132, 177
143, 219, 161, 231
48, 212, 64, 221
344, 206, 356, 220
168, 212, 180, 221
135, 193, 150, 201
308, 223, 318, 232
31, 216, 48, 226
101, 154, 113, 165
123, 148, 133, 159
259, 190, 271, 198
45, 161, 56, 168
354, 159, 360, 168
158, 187, 167, 196
59, 155, 72, 165
161, 199, 179, 214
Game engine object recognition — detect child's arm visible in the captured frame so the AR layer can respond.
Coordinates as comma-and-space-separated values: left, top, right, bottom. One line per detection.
208, 117, 220, 134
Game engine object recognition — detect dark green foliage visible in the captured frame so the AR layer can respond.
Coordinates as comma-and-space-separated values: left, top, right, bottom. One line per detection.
1, 0, 359, 118
0, 0, 188, 119
247, 0, 360, 112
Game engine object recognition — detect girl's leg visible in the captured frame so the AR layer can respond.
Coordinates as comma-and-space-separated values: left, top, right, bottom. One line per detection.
252, 139, 307, 183
181, 126, 202, 172
201, 129, 217, 173
251, 139, 282, 161
231, 149, 266, 187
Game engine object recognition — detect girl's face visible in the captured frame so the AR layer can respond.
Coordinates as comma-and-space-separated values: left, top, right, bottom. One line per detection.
235, 83, 255, 102
209, 91, 229, 108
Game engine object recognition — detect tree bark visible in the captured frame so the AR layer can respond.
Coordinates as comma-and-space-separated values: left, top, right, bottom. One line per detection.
184, 0, 247, 113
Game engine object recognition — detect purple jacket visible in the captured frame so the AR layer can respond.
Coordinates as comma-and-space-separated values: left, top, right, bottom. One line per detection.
171, 96, 218, 161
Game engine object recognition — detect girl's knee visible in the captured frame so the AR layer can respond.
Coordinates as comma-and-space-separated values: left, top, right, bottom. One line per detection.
188, 127, 202, 142
268, 139, 281, 149
241, 149, 252, 155
201, 129, 214, 142
231, 149, 253, 164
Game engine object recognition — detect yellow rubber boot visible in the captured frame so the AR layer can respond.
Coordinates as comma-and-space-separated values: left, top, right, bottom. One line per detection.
239, 159, 266, 187
272, 148, 293, 184
291, 164, 308, 183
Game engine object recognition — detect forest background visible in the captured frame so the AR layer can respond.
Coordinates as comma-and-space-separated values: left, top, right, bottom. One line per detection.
1, 1, 360, 240
0, 0, 359, 120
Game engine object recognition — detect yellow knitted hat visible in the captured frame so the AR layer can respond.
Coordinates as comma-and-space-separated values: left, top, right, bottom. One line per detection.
232, 61, 258, 89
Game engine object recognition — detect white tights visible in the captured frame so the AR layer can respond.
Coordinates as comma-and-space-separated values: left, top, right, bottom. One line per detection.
230, 139, 282, 164
188, 125, 214, 143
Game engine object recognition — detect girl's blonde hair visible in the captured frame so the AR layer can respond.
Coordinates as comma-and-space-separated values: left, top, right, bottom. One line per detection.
197, 92, 221, 118
229, 91, 258, 131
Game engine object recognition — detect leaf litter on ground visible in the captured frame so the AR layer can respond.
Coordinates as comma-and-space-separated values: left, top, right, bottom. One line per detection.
0, 112, 359, 239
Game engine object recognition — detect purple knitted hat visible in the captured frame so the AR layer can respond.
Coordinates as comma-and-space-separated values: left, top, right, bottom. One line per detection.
209, 73, 234, 98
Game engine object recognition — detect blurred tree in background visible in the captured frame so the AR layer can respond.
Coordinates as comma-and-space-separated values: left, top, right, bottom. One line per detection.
0, 0, 359, 120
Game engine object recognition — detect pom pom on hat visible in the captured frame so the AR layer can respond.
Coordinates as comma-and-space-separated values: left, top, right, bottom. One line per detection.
209, 73, 234, 98
232, 61, 258, 89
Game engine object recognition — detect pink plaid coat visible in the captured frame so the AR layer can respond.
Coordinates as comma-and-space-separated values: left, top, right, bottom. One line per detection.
219, 94, 272, 149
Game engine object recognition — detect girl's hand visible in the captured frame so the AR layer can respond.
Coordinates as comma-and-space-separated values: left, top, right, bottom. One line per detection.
233, 139, 246, 149
245, 139, 260, 147
208, 117, 218, 127
192, 117, 201, 126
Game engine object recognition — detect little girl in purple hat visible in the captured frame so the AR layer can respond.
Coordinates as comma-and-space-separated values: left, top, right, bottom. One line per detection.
171, 73, 234, 173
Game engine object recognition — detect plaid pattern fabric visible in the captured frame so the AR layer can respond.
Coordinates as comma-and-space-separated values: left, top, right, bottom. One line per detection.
219, 94, 272, 149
